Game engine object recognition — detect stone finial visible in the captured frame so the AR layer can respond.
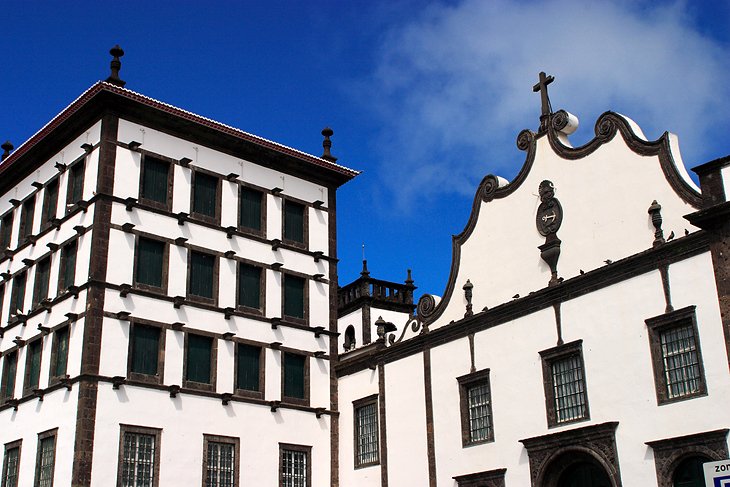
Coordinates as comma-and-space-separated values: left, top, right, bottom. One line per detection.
321, 127, 337, 162
405, 269, 414, 285
1, 141, 13, 161
106, 45, 127, 88
463, 280, 474, 317
360, 259, 370, 277
648, 200, 665, 247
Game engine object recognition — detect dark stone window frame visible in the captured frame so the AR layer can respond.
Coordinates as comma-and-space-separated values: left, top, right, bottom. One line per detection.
202, 434, 240, 487
138, 151, 175, 211
353, 393, 380, 469
48, 325, 70, 386
23, 337, 43, 396
40, 177, 60, 231
183, 331, 218, 392
457, 368, 495, 447
117, 424, 161, 487
1, 350, 18, 401
65, 156, 86, 213
127, 320, 167, 385
187, 248, 220, 306
281, 198, 308, 250
34, 428, 58, 487
233, 340, 265, 399
133, 235, 170, 294
646, 429, 728, 487
10, 271, 27, 317
32, 256, 52, 308
190, 167, 222, 225
281, 351, 310, 407
236, 260, 265, 315
57, 239, 78, 295
0, 210, 14, 251
278, 443, 312, 487
2, 439, 22, 487
645, 305, 707, 405
539, 339, 590, 428
17, 195, 36, 244
453, 468, 507, 487
281, 272, 309, 326
237, 182, 267, 237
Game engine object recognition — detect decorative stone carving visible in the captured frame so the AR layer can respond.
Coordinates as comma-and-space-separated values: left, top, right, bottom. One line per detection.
462, 280, 473, 318
646, 429, 729, 487
536, 180, 563, 286
480, 175, 500, 202
648, 200, 665, 247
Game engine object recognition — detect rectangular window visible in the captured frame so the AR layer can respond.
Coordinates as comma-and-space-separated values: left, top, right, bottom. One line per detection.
134, 238, 167, 291
118, 425, 161, 487
283, 200, 305, 245
192, 172, 219, 222
185, 334, 215, 389
18, 197, 36, 242
33, 257, 51, 307
128, 324, 163, 383
0, 283, 4, 324
646, 306, 707, 404
34, 430, 56, 487
283, 274, 305, 322
1, 352, 18, 401
50, 326, 69, 382
238, 186, 263, 232
139, 155, 171, 208
457, 369, 494, 446
0, 212, 13, 250
203, 436, 239, 487
40, 179, 59, 229
2, 441, 21, 487
540, 340, 589, 427
58, 241, 77, 293
279, 444, 310, 487
66, 160, 85, 210
282, 353, 307, 404
237, 263, 262, 311
10, 272, 26, 317
235, 343, 261, 394
353, 395, 379, 467
24, 339, 43, 395
188, 251, 216, 302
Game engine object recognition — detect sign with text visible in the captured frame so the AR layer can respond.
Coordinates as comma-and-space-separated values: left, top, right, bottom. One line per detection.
705, 459, 730, 487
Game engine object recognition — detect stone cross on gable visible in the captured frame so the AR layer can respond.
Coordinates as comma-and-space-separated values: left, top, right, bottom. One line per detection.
533, 71, 555, 117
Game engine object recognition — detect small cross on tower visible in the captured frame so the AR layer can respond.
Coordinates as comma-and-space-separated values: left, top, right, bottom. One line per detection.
533, 71, 554, 131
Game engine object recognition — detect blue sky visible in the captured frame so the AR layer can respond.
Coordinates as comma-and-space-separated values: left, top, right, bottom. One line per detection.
2, 0, 729, 300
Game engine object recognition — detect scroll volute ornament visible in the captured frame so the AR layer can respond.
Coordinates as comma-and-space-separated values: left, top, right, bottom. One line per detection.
536, 180, 563, 286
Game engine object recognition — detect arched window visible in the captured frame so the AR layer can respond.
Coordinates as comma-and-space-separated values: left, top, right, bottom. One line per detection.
673, 456, 709, 487
344, 325, 356, 351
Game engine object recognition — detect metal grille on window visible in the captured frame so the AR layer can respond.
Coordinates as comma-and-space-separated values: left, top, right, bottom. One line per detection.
121, 433, 155, 487
661, 325, 701, 398
551, 354, 586, 423
281, 449, 307, 487
36, 436, 55, 487
356, 402, 379, 465
3, 447, 20, 487
206, 442, 235, 487
467, 382, 492, 442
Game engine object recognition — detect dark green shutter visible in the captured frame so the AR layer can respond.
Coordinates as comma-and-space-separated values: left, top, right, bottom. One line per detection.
33, 258, 51, 306
284, 353, 305, 399
131, 325, 160, 375
2, 352, 17, 400
141, 157, 170, 205
190, 252, 215, 299
0, 213, 13, 249
186, 334, 212, 383
238, 264, 261, 309
59, 241, 77, 292
67, 162, 85, 206
26, 340, 42, 390
41, 179, 59, 227
10, 273, 26, 315
284, 201, 304, 243
136, 238, 165, 288
284, 275, 305, 319
236, 344, 260, 391
53, 327, 69, 377
193, 172, 218, 218
239, 187, 262, 230
19, 197, 35, 240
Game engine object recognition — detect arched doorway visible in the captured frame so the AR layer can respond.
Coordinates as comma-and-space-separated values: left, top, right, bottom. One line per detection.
673, 456, 709, 487
539, 450, 616, 487
558, 460, 612, 487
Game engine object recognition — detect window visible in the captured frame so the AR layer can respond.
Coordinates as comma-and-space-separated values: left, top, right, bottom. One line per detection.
66, 160, 85, 211
10, 272, 26, 317
0, 284, 5, 324
49, 326, 69, 383
1, 352, 18, 401
188, 251, 217, 302
457, 369, 494, 446
40, 179, 59, 229
646, 306, 707, 404
282, 274, 306, 323
134, 238, 167, 291
185, 334, 215, 389
540, 340, 589, 427
191, 171, 220, 222
57, 241, 77, 293
118, 425, 161, 487
0, 212, 13, 250
2, 440, 21, 487
237, 263, 262, 312
353, 395, 379, 467
279, 444, 310, 487
283, 200, 305, 246
673, 456, 708, 487
238, 186, 263, 233
235, 343, 262, 395
203, 435, 239, 487
128, 323, 164, 384
282, 352, 308, 405
18, 197, 35, 242
33, 257, 51, 307
34, 429, 56, 487
24, 339, 43, 395
139, 155, 172, 209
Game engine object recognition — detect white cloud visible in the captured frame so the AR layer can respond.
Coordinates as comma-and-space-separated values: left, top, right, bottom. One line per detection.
366, 0, 730, 208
